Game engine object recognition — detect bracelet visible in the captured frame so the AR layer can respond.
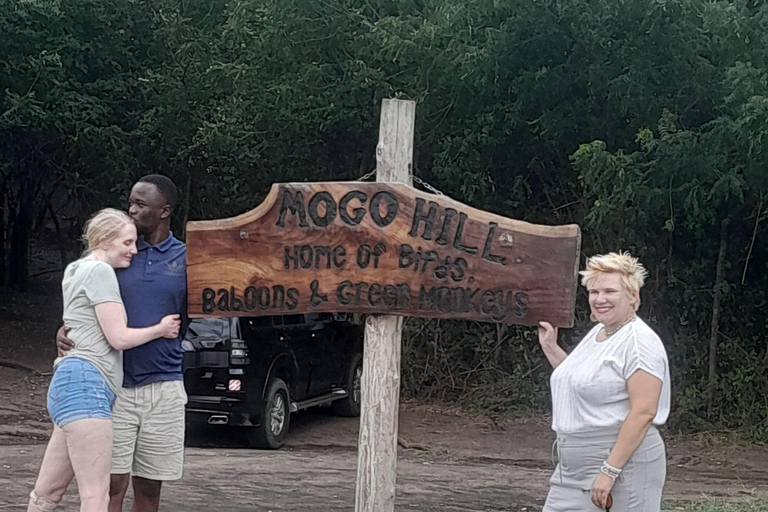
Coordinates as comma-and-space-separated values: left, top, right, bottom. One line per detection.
599, 467, 617, 481
600, 460, 622, 481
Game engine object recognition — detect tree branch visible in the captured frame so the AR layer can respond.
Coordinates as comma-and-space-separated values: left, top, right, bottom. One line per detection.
741, 198, 762, 285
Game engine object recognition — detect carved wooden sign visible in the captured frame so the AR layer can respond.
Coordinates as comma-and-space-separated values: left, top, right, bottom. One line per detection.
186, 182, 581, 326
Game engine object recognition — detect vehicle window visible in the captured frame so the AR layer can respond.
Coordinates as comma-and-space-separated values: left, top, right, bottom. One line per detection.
247, 316, 274, 329
305, 312, 332, 323
186, 319, 227, 340
282, 314, 305, 326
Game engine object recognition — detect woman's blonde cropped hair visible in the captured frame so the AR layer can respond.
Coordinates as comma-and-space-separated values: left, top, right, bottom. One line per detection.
82, 208, 132, 254
579, 252, 649, 311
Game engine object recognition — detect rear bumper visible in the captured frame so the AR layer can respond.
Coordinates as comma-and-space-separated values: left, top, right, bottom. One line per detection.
186, 408, 233, 425
188, 395, 242, 405
186, 395, 261, 427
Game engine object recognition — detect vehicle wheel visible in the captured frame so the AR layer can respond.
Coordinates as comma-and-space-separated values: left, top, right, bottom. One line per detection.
333, 353, 363, 417
247, 377, 290, 449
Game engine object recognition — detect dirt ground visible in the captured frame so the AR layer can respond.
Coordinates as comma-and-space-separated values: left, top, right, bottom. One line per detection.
2, 279, 768, 511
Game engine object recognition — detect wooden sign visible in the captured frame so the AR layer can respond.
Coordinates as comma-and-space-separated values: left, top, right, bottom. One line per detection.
186, 182, 581, 327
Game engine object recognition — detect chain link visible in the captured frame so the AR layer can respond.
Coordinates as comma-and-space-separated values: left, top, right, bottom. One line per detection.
412, 175, 444, 196
355, 169, 377, 181
355, 168, 444, 196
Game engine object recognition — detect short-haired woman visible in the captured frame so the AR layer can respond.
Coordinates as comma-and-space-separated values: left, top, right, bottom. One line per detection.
27, 209, 180, 512
538, 252, 671, 511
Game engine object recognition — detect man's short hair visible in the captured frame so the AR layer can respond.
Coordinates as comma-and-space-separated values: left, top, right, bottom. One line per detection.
138, 174, 178, 211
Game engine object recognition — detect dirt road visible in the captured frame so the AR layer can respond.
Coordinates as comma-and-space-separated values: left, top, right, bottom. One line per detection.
2, 363, 767, 511
2, 282, 767, 510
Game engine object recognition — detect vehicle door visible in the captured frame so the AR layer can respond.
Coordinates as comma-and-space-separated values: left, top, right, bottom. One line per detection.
303, 312, 347, 394
273, 314, 315, 401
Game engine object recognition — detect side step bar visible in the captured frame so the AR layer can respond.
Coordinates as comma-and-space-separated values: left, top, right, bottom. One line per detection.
290, 389, 348, 412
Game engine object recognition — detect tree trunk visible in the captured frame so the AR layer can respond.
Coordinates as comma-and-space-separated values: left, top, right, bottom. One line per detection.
8, 203, 32, 291
707, 218, 728, 418
0, 178, 7, 287
7, 163, 44, 291
47, 199, 68, 270
181, 171, 192, 239
494, 323, 507, 366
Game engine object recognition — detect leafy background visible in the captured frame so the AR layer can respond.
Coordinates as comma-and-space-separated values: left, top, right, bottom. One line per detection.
2, 0, 766, 439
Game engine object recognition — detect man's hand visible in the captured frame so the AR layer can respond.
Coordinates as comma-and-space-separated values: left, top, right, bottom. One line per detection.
56, 325, 74, 357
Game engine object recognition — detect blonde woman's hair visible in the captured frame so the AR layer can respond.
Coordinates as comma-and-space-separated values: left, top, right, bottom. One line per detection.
579, 251, 649, 311
82, 208, 133, 255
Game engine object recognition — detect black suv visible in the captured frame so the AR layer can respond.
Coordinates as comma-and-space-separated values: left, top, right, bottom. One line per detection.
182, 312, 364, 449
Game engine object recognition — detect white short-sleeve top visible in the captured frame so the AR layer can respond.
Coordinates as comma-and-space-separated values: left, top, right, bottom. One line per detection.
550, 317, 671, 435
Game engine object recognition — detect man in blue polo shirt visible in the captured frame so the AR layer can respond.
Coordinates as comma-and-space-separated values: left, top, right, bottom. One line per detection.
58, 174, 187, 512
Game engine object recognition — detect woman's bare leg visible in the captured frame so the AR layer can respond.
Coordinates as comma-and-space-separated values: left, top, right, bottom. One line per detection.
28, 425, 75, 511
63, 418, 113, 512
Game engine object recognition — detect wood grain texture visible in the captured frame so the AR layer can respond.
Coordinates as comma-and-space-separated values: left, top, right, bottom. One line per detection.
356, 314, 403, 512
186, 183, 582, 327
354, 98, 413, 512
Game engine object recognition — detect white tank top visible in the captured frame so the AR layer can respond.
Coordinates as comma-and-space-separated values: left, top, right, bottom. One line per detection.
550, 317, 671, 435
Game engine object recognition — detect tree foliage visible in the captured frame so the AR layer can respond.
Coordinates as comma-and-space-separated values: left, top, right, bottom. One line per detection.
2, 0, 767, 437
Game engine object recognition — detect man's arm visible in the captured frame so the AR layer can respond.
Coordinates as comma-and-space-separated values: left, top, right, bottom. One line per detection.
56, 325, 74, 357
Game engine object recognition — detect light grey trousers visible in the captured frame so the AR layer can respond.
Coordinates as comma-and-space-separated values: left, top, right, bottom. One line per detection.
544, 426, 666, 512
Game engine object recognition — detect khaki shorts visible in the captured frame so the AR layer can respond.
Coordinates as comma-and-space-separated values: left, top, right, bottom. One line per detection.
111, 380, 187, 480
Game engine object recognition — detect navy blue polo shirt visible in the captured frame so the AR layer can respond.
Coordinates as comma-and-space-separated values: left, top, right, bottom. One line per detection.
115, 233, 187, 387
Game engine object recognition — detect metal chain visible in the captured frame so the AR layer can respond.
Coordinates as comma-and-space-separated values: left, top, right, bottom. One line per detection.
355, 169, 444, 196
355, 169, 377, 181
412, 175, 444, 196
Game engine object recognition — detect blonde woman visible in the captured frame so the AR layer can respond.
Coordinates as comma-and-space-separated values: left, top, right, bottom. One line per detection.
538, 252, 671, 511
28, 209, 180, 512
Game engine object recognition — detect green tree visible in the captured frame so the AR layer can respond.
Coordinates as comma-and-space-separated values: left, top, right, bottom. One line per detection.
1, 0, 767, 437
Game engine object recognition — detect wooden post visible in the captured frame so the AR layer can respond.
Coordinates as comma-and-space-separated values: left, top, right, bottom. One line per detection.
355, 99, 415, 512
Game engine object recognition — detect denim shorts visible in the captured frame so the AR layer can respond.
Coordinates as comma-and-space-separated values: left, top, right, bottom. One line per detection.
47, 357, 116, 427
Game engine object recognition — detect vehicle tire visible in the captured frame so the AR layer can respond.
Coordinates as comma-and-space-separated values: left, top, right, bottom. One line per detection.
333, 353, 363, 417
247, 377, 290, 449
